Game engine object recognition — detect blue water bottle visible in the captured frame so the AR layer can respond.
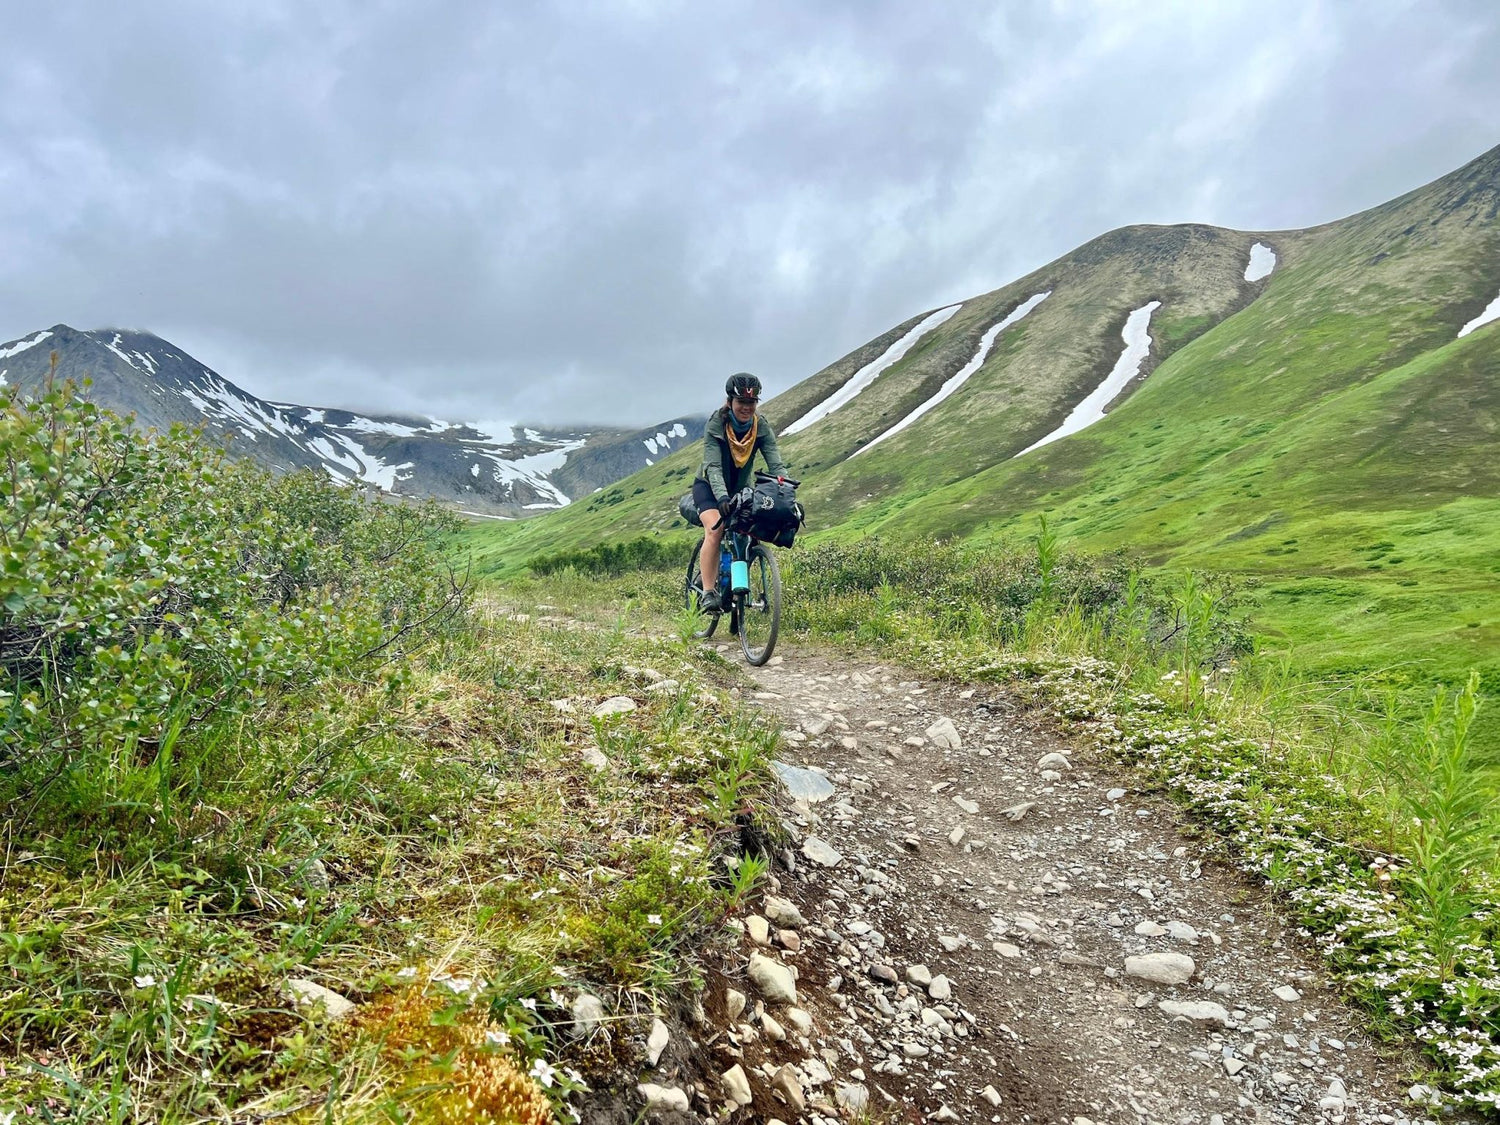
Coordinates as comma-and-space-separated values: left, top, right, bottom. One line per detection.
719, 546, 732, 593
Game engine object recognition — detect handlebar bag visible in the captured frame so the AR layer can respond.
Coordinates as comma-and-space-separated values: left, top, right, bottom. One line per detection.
740, 479, 805, 547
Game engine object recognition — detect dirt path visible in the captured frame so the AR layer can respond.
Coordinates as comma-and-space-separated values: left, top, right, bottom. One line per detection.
704, 643, 1439, 1125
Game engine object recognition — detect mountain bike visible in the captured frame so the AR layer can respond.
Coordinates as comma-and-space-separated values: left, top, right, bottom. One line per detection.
683, 472, 798, 666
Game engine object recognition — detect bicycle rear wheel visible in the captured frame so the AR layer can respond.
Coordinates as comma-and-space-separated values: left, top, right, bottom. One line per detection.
684, 536, 720, 638
737, 543, 781, 665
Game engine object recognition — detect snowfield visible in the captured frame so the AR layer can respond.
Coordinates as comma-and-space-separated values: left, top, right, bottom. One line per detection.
1244, 242, 1276, 282
1458, 289, 1500, 338
853, 292, 1050, 457
785, 303, 963, 435
0, 330, 53, 360
473, 438, 586, 508
1016, 300, 1162, 457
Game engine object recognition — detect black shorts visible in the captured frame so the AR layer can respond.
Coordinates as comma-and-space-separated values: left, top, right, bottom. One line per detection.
692, 478, 721, 517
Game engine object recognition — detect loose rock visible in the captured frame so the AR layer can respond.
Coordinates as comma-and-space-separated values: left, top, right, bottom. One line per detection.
285, 979, 354, 1021
721, 1063, 753, 1107
645, 1018, 670, 1066
1124, 952, 1196, 985
801, 837, 843, 867
637, 1083, 690, 1112
748, 954, 798, 1004
592, 695, 636, 718
764, 895, 805, 928
725, 988, 747, 1021
925, 717, 962, 749
570, 992, 604, 1037
1158, 999, 1230, 1025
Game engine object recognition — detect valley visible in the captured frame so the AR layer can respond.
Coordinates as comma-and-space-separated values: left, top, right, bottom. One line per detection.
462, 144, 1500, 749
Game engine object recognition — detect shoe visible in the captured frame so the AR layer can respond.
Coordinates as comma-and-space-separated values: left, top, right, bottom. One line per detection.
699, 589, 722, 614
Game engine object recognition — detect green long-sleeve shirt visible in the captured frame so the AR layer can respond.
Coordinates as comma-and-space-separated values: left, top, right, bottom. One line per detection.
696, 407, 788, 501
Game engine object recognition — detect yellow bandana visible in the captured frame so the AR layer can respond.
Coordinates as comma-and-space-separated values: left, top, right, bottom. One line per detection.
726, 415, 758, 468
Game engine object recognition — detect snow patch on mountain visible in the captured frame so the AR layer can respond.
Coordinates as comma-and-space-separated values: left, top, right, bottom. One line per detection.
470, 420, 517, 444
340, 416, 429, 437
100, 333, 143, 371
180, 375, 307, 445
854, 292, 1050, 457
1017, 300, 1162, 456
785, 303, 964, 435
1458, 289, 1500, 338
473, 438, 586, 508
1244, 243, 1276, 282
643, 421, 691, 456
0, 330, 53, 360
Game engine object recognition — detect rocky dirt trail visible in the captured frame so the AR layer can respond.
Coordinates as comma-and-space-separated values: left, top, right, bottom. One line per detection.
664, 643, 1449, 1125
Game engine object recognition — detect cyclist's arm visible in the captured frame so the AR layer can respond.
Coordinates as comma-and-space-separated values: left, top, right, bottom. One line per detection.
759, 420, 789, 478
702, 415, 730, 501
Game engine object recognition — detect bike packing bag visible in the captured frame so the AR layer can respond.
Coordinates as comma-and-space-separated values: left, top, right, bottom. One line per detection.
677, 491, 700, 526
741, 478, 804, 548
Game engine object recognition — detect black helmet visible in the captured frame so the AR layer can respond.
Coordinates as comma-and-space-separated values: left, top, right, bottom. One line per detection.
725, 372, 762, 400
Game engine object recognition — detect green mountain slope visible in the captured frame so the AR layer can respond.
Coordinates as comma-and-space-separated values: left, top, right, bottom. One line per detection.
463, 144, 1500, 726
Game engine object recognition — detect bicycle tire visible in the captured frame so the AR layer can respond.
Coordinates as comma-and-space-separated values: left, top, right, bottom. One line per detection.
684, 535, 720, 639
738, 543, 781, 665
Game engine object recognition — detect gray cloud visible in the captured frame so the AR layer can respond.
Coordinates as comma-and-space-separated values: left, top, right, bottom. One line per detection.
2, 0, 1497, 426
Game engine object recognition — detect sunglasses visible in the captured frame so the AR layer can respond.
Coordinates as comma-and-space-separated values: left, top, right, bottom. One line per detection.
732, 396, 759, 406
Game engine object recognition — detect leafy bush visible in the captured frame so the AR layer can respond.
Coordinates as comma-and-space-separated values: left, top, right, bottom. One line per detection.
1, 376, 466, 828
529, 535, 683, 578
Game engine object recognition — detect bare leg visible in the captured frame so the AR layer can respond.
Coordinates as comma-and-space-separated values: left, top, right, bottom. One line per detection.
698, 509, 724, 604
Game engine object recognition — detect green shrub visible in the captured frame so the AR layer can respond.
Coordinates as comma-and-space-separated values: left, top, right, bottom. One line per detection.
1, 376, 466, 830
528, 535, 683, 578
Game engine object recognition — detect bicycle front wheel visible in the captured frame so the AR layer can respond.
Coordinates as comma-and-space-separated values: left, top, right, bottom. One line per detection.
684, 536, 719, 639
737, 543, 781, 665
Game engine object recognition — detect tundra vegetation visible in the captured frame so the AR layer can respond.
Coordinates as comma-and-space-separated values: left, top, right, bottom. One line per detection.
2, 380, 781, 1123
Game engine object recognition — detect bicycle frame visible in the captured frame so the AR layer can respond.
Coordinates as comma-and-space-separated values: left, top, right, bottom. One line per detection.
712, 531, 756, 629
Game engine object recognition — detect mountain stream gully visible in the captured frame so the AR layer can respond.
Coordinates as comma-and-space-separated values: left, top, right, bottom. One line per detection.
627, 642, 1454, 1125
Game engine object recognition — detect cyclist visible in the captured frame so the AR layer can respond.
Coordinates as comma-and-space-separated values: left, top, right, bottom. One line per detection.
693, 373, 789, 613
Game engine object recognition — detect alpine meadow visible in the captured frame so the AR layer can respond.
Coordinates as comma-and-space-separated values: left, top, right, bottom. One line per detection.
6, 123, 1500, 1124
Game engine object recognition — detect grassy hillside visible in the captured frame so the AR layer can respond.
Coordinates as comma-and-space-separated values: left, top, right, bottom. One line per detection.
2, 384, 782, 1121
461, 143, 1500, 744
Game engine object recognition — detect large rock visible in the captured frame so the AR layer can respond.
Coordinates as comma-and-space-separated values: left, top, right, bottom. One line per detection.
592, 696, 637, 718
747, 952, 798, 1005
772, 1065, 806, 1112
1125, 952, 1196, 985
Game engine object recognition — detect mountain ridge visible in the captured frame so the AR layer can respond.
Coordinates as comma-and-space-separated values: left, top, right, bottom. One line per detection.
0, 324, 701, 517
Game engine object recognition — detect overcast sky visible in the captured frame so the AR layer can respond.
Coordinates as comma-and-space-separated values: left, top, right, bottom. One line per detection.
2, 1, 1497, 427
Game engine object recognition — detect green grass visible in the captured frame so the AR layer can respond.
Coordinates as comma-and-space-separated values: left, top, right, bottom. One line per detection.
3, 599, 784, 1122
